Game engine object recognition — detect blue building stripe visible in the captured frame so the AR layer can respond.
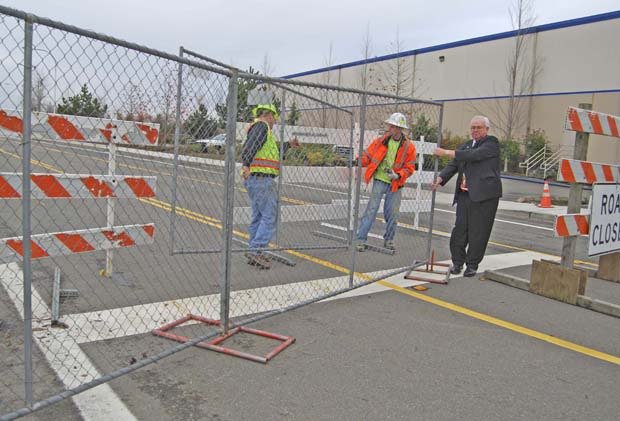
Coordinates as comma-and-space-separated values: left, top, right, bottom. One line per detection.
282, 10, 620, 80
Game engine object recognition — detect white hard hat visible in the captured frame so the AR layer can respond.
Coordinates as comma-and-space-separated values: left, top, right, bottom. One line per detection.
384, 112, 408, 129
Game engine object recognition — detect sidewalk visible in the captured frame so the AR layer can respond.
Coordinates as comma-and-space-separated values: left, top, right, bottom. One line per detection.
431, 190, 583, 217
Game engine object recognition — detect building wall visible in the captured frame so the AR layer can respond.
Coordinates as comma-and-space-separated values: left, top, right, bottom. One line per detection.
286, 13, 620, 164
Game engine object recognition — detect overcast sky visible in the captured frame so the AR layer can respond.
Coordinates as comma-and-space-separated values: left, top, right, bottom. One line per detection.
1, 0, 618, 76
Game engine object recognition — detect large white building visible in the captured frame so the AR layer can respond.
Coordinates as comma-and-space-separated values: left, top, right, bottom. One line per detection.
284, 11, 620, 164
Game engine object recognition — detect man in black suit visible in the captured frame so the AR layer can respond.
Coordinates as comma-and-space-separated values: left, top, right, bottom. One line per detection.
431, 116, 502, 277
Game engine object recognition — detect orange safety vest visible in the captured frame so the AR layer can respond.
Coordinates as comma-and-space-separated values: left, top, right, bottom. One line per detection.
360, 134, 417, 192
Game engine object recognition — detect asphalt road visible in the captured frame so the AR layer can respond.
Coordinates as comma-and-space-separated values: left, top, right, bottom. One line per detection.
0, 140, 616, 420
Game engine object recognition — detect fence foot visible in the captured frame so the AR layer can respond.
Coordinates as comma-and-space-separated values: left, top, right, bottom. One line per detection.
51, 267, 79, 327
404, 251, 451, 285
152, 314, 295, 364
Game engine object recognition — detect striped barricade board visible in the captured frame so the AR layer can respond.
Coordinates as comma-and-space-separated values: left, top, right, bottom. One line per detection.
554, 213, 590, 237
0, 224, 155, 264
0, 173, 156, 199
558, 159, 620, 184
565, 107, 620, 138
0, 109, 159, 145
588, 183, 620, 256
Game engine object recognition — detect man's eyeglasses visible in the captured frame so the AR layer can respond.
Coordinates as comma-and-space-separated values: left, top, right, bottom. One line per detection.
470, 125, 485, 129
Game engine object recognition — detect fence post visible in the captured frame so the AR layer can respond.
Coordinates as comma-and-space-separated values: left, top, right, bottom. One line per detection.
21, 15, 34, 408
105, 140, 116, 275
414, 135, 425, 229
275, 90, 287, 246
348, 93, 367, 287
560, 102, 591, 268
426, 104, 444, 263
219, 70, 238, 332
346, 113, 356, 242
169, 47, 184, 255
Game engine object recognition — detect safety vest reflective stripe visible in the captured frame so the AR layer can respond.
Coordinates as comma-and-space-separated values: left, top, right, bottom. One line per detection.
249, 120, 280, 176
250, 158, 280, 170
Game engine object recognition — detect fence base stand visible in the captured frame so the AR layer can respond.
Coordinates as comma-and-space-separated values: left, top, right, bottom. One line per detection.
263, 251, 296, 267
204, 326, 295, 364
403, 251, 451, 285
312, 230, 348, 244
311, 230, 396, 255
51, 267, 79, 327
232, 238, 296, 267
152, 314, 295, 364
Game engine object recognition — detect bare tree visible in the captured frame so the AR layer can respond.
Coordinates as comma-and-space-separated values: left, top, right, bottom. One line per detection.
261, 52, 275, 77
156, 70, 177, 143
503, 0, 542, 140
358, 23, 376, 92
32, 71, 47, 112
379, 29, 412, 98
473, 0, 542, 142
117, 82, 153, 122
465, 0, 543, 174
320, 42, 335, 127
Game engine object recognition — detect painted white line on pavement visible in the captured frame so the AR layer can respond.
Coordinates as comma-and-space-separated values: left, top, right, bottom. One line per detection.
46, 251, 546, 346
0, 263, 136, 421
328, 250, 550, 300
321, 222, 384, 240
434, 207, 554, 231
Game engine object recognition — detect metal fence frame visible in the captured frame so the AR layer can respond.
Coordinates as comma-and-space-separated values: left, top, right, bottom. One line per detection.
0, 5, 444, 419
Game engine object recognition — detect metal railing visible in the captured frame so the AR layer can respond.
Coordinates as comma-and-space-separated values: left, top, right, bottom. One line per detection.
540, 146, 569, 178
518, 144, 548, 176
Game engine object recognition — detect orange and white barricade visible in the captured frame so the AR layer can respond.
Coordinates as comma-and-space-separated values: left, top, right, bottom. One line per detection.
565, 106, 620, 138
0, 109, 159, 145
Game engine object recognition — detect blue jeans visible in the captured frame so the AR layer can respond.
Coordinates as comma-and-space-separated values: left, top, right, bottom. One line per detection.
244, 175, 277, 254
356, 180, 402, 242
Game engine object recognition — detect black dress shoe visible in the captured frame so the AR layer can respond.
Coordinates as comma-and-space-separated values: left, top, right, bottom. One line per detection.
450, 265, 462, 275
463, 266, 477, 277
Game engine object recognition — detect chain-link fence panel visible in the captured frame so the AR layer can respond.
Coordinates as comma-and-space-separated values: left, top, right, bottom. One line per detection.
0, 12, 29, 415
176, 63, 444, 330
0, 7, 237, 418
1, 5, 443, 418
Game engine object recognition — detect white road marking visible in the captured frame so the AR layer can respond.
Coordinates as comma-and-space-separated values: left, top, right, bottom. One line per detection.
29, 250, 549, 345
331, 250, 550, 299
0, 263, 136, 420
434, 207, 554, 231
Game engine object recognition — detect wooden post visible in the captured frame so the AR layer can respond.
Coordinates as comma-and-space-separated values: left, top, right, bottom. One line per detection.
598, 253, 620, 283
560, 103, 591, 268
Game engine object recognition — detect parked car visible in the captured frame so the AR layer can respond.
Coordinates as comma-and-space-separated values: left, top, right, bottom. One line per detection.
194, 133, 226, 153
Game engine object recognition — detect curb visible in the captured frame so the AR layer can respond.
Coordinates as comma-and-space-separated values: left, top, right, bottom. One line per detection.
501, 174, 592, 190
483, 270, 620, 319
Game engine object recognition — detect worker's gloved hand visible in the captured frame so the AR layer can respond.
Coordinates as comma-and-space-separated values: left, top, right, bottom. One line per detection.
386, 168, 400, 180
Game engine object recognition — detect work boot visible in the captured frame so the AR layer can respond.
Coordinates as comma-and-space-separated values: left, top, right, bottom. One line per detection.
355, 241, 367, 252
244, 252, 256, 265
384, 240, 395, 251
247, 253, 271, 270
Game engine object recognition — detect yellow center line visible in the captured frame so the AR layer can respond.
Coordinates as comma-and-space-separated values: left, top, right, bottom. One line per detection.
0, 147, 62, 172
396, 220, 598, 268
143, 196, 619, 365
377, 280, 620, 365
59, 149, 307, 205
1, 146, 614, 365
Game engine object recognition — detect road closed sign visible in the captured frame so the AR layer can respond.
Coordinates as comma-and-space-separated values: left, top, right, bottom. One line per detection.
589, 183, 620, 256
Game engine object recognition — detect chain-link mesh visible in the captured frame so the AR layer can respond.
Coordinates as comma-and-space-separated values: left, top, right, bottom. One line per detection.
1, 6, 442, 419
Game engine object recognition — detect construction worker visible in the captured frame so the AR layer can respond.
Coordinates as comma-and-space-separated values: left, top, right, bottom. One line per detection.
356, 112, 416, 251
240, 104, 299, 269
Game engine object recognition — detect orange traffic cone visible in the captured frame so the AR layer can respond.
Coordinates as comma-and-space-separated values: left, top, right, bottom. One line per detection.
537, 180, 554, 208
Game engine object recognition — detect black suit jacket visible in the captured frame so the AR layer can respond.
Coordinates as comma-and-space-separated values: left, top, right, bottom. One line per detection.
438, 135, 503, 204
